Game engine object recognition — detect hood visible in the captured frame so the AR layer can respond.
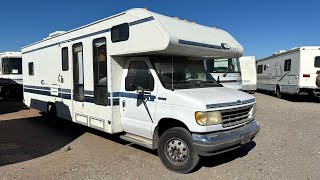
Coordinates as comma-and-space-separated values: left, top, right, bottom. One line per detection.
163, 87, 255, 110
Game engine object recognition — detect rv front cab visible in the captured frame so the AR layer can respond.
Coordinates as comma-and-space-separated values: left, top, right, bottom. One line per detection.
120, 56, 259, 173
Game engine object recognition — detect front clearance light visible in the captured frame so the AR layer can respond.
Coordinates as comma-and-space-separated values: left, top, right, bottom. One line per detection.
249, 103, 257, 118
195, 111, 222, 126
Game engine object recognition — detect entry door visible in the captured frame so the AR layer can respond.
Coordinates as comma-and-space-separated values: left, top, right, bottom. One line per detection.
72, 43, 86, 122
56, 45, 73, 120
120, 59, 157, 139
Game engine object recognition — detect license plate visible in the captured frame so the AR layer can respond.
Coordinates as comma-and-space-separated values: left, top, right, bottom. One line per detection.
240, 134, 251, 144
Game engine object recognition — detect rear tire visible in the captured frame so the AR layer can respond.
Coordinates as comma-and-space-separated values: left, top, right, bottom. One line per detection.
157, 127, 200, 173
276, 86, 282, 99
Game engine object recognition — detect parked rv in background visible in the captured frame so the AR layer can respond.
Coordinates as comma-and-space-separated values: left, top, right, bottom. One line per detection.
22, 8, 259, 173
204, 58, 242, 90
0, 52, 23, 98
256, 47, 320, 99
204, 56, 257, 93
239, 56, 257, 93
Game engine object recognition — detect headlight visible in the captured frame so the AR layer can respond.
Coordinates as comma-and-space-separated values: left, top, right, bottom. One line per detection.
249, 103, 257, 118
195, 111, 222, 126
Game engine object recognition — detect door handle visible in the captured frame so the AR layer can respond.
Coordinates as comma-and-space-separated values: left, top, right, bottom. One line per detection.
122, 100, 126, 108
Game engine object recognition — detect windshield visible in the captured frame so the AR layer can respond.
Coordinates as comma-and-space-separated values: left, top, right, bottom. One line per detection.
150, 56, 221, 90
2, 58, 22, 75
206, 58, 240, 73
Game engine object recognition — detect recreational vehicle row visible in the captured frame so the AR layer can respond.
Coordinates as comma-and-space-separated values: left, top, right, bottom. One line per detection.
22, 9, 259, 173
256, 47, 320, 99
0, 52, 23, 98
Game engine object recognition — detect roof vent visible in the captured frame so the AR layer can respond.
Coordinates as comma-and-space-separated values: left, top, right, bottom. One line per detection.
48, 31, 66, 38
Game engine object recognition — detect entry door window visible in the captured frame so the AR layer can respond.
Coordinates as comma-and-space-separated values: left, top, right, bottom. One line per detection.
73, 43, 84, 102
93, 38, 108, 105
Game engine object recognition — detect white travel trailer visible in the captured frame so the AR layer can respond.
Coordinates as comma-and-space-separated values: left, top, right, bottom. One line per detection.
22, 8, 259, 173
204, 57, 242, 90
239, 56, 257, 93
256, 47, 320, 99
0, 52, 23, 98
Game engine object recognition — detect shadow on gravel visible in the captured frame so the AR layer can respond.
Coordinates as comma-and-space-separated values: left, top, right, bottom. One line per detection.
0, 117, 85, 167
0, 99, 27, 115
199, 141, 256, 169
256, 90, 319, 103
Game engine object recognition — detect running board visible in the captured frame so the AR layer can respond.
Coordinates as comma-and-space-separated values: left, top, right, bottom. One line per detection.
120, 133, 154, 149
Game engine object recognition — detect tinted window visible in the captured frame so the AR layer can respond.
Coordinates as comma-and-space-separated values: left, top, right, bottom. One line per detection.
125, 61, 154, 91
208, 58, 240, 73
264, 65, 266, 71
257, 65, 263, 74
93, 38, 108, 105
315, 57, 320, 68
2, 58, 22, 75
111, 23, 129, 43
62, 47, 69, 71
28, 62, 34, 75
284, 59, 291, 71
73, 43, 84, 102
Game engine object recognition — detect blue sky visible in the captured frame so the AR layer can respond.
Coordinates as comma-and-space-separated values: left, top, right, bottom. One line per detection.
0, 0, 319, 59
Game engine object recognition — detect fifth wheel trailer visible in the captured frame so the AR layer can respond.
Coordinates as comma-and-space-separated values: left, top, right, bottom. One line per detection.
0, 52, 23, 98
22, 8, 259, 173
256, 47, 320, 99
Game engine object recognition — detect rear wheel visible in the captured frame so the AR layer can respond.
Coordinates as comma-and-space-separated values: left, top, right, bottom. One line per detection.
276, 86, 282, 99
158, 127, 200, 173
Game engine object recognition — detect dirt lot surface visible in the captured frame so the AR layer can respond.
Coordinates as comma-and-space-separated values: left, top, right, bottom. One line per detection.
0, 93, 319, 180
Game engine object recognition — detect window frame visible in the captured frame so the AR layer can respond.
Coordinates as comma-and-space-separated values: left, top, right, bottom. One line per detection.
125, 60, 154, 92
92, 37, 108, 106
62, 47, 69, 71
315, 56, 320, 68
28, 62, 34, 76
284, 59, 291, 72
111, 23, 129, 43
257, 65, 263, 74
72, 42, 84, 102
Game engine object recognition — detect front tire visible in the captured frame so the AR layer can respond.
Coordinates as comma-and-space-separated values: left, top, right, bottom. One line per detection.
158, 127, 200, 173
276, 86, 282, 99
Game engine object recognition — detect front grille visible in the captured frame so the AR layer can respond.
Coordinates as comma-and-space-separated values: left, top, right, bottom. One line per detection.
221, 105, 253, 128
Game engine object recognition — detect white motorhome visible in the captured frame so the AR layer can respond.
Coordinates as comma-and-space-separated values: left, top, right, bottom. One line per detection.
22, 9, 259, 173
0, 52, 23, 98
257, 47, 320, 99
239, 56, 257, 93
204, 57, 242, 90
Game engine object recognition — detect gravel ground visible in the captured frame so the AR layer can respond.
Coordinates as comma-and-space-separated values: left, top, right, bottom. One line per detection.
0, 93, 319, 180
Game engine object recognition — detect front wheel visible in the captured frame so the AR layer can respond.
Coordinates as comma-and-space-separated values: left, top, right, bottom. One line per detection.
276, 86, 282, 99
158, 127, 200, 173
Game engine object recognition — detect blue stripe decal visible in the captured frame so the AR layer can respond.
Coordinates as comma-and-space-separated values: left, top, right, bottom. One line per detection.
23, 16, 155, 55
178, 39, 223, 50
24, 85, 51, 91
206, 98, 255, 109
24, 88, 52, 96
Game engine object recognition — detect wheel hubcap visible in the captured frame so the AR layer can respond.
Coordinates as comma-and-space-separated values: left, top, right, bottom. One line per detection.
166, 138, 189, 163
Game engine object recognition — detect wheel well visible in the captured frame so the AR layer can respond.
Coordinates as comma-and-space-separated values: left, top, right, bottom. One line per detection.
153, 118, 189, 149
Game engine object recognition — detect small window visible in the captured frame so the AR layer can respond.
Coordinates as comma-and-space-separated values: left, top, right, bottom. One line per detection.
264, 65, 266, 71
284, 59, 291, 71
62, 47, 69, 71
315, 57, 320, 68
257, 65, 263, 74
125, 61, 154, 91
28, 62, 34, 75
93, 37, 108, 105
111, 23, 129, 43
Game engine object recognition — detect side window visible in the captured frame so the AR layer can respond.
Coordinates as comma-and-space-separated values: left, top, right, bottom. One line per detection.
264, 65, 266, 71
111, 23, 129, 43
284, 59, 291, 71
62, 47, 69, 71
257, 65, 263, 74
73, 43, 84, 102
93, 37, 108, 106
28, 62, 34, 75
315, 56, 320, 68
125, 61, 154, 91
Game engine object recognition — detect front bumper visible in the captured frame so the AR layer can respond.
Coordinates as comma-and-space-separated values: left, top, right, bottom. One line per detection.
191, 120, 260, 156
